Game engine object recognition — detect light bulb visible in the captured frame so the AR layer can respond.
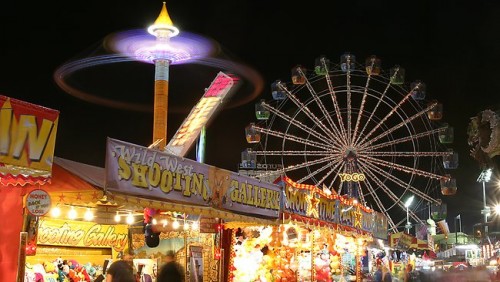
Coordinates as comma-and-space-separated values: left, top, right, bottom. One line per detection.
173, 220, 180, 229
162, 219, 168, 227
191, 221, 199, 230
68, 207, 77, 220
50, 206, 61, 217
126, 213, 134, 225
84, 208, 94, 221
152, 218, 158, 225
114, 212, 121, 223
183, 222, 189, 230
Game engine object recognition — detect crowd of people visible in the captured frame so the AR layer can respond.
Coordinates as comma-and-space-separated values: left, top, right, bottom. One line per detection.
105, 250, 184, 282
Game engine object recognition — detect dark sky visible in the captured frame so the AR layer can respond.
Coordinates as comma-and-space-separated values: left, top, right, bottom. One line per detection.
3, 1, 500, 234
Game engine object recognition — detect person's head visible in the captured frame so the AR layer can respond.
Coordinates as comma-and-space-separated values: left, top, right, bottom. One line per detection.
122, 253, 134, 262
165, 250, 176, 263
106, 260, 135, 282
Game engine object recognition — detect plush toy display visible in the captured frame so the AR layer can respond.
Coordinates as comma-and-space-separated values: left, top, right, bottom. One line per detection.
22, 257, 104, 282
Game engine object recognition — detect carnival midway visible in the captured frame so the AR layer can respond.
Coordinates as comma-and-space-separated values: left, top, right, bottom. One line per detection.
2, 2, 500, 282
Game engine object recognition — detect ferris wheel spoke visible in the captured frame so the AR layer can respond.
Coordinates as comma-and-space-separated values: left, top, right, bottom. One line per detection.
358, 101, 438, 150
351, 68, 374, 143
254, 155, 338, 179
346, 63, 353, 144
359, 164, 418, 232
313, 158, 344, 187
356, 82, 422, 147
296, 156, 343, 184
277, 82, 343, 143
358, 163, 402, 207
252, 150, 336, 157
352, 76, 393, 146
361, 158, 440, 204
357, 166, 398, 232
360, 155, 443, 180
253, 124, 333, 151
262, 101, 343, 147
324, 71, 348, 143
361, 151, 452, 158
365, 127, 445, 151
297, 68, 346, 143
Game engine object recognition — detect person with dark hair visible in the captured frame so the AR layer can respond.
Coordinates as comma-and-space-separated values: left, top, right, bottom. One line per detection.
106, 260, 136, 282
157, 250, 184, 282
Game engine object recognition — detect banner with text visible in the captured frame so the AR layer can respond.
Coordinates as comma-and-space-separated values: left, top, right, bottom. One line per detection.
282, 176, 388, 239
0, 95, 59, 185
37, 218, 128, 251
105, 138, 280, 218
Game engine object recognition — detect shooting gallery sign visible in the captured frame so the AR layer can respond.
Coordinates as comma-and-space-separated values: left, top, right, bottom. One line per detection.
105, 138, 280, 218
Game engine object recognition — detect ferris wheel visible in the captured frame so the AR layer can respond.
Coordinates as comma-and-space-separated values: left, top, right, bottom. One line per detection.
243, 54, 459, 233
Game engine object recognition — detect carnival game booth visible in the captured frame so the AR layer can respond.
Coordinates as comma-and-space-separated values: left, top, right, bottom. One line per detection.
225, 176, 388, 282
104, 138, 282, 282
0, 96, 59, 282
22, 134, 282, 282
21, 157, 130, 282
388, 231, 436, 277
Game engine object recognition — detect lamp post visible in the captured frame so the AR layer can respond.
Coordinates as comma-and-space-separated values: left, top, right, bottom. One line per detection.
477, 168, 492, 237
404, 195, 414, 233
455, 214, 462, 244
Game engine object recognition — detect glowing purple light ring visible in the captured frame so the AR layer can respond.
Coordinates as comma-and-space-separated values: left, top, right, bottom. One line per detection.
104, 29, 217, 64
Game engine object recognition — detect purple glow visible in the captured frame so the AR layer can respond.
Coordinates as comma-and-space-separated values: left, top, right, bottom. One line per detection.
105, 29, 217, 64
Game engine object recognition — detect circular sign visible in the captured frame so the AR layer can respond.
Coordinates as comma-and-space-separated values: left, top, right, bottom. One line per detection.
26, 189, 51, 216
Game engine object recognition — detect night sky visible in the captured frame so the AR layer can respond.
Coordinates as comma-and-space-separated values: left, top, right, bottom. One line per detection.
2, 1, 500, 234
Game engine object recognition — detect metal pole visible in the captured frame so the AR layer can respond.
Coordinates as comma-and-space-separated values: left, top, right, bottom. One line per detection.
455, 217, 458, 244
483, 181, 488, 235
406, 207, 409, 233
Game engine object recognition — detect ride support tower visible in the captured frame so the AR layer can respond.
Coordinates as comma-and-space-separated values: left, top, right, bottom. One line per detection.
147, 2, 180, 148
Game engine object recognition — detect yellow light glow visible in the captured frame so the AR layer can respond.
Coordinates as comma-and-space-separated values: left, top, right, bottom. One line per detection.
68, 207, 77, 220
191, 221, 199, 230
494, 204, 500, 215
84, 208, 94, 221
126, 213, 134, 225
50, 206, 61, 218
114, 212, 121, 223
173, 220, 180, 229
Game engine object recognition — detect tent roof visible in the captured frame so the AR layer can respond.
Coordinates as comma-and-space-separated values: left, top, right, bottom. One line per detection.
53, 157, 104, 189
48, 157, 277, 226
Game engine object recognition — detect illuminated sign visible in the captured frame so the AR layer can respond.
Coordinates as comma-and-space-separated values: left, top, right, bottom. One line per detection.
165, 72, 239, 157
0, 96, 59, 185
106, 138, 280, 218
281, 177, 388, 238
37, 218, 128, 251
339, 173, 365, 182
